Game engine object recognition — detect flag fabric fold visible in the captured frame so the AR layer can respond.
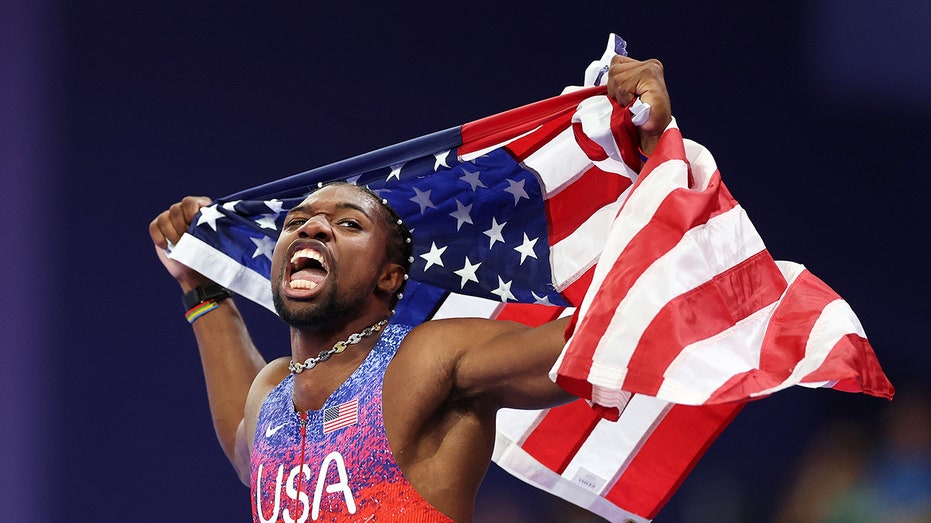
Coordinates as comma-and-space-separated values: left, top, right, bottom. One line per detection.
167, 34, 893, 522
551, 120, 894, 414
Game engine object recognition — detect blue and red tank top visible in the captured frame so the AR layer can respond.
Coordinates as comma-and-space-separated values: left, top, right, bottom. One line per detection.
250, 324, 453, 522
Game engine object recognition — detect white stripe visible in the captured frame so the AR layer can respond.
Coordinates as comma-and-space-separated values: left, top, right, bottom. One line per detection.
593, 155, 639, 178
752, 298, 866, 397
570, 157, 687, 322
171, 233, 275, 312
549, 194, 627, 291
429, 292, 500, 320
562, 395, 670, 489
569, 131, 708, 331
523, 127, 594, 197
492, 429, 651, 523
572, 96, 623, 161
656, 302, 776, 404
495, 408, 547, 447
586, 206, 768, 401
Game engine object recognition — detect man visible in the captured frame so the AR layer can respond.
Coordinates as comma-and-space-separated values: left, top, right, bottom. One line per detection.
150, 55, 671, 522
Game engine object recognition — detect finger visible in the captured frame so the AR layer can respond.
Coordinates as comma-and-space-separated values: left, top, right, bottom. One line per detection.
167, 196, 211, 241
161, 210, 187, 246
149, 214, 167, 249
181, 196, 212, 223
607, 56, 647, 106
167, 201, 192, 243
149, 211, 181, 250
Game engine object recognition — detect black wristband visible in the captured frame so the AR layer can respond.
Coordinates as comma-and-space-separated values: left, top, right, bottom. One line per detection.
182, 283, 232, 311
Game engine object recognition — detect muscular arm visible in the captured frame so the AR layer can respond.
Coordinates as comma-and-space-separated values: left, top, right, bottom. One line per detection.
403, 317, 575, 411
150, 197, 267, 484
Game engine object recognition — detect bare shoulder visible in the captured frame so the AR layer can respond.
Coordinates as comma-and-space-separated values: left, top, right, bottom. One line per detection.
247, 357, 290, 410
243, 357, 291, 452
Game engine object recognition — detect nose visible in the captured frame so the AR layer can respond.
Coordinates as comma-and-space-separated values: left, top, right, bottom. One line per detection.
297, 214, 332, 241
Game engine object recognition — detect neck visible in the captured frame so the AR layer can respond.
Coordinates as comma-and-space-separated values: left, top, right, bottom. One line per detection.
289, 312, 390, 364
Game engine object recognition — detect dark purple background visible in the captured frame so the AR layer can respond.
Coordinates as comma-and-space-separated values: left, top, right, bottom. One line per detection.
3, 1, 928, 521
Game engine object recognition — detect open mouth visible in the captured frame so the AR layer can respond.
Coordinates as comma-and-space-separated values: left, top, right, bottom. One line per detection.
288, 247, 329, 291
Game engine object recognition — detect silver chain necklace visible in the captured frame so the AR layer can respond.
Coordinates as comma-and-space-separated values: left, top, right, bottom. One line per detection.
287, 319, 389, 374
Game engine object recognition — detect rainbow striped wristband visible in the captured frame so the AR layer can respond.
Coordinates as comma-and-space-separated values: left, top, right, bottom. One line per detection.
185, 300, 219, 323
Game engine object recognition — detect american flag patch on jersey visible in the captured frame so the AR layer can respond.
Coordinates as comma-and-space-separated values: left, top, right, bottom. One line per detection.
322, 398, 359, 434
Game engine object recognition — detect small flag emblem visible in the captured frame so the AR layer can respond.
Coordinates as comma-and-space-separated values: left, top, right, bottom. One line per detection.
322, 398, 359, 434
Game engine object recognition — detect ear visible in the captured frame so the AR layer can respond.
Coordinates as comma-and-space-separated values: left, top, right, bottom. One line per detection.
377, 263, 405, 296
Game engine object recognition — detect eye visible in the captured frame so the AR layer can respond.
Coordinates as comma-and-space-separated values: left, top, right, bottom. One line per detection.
337, 219, 361, 229
284, 218, 307, 229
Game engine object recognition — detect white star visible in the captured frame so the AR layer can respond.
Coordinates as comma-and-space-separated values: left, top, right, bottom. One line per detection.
346, 175, 362, 185
453, 256, 482, 289
221, 200, 240, 212
250, 235, 277, 260
459, 169, 486, 191
531, 291, 554, 306
387, 163, 404, 182
196, 204, 225, 231
504, 178, 530, 206
483, 217, 506, 249
514, 233, 539, 265
255, 213, 279, 230
420, 242, 447, 271
434, 150, 451, 171
409, 187, 436, 214
490, 276, 516, 302
449, 199, 473, 231
263, 199, 285, 214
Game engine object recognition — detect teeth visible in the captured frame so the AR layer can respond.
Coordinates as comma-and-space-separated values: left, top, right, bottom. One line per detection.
290, 280, 318, 290
290, 248, 326, 269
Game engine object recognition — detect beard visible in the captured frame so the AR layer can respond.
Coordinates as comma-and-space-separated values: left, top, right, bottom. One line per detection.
272, 274, 367, 330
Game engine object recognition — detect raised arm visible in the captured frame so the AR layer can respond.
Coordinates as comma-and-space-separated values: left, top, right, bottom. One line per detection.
149, 196, 268, 484
400, 317, 575, 411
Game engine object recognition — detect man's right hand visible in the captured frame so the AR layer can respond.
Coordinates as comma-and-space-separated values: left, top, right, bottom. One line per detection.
149, 196, 213, 290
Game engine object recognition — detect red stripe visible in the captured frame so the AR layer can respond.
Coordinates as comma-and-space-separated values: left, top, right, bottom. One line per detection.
570, 121, 609, 161
706, 269, 839, 402
552, 266, 597, 400
622, 250, 787, 395
544, 165, 632, 245
760, 269, 838, 374
493, 302, 564, 327
802, 332, 894, 398
556, 130, 745, 397
519, 400, 603, 474
604, 402, 743, 519
554, 129, 689, 392
559, 263, 596, 307
707, 268, 894, 402
460, 86, 605, 156
609, 98, 644, 172
503, 110, 574, 162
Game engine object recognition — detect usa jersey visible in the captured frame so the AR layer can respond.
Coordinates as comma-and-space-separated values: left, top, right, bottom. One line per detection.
250, 324, 453, 522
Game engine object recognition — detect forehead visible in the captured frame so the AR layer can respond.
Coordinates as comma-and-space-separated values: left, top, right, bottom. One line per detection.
292, 184, 382, 216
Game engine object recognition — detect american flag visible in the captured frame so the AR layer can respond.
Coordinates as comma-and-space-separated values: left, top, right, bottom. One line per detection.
169, 34, 893, 522
323, 398, 359, 434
